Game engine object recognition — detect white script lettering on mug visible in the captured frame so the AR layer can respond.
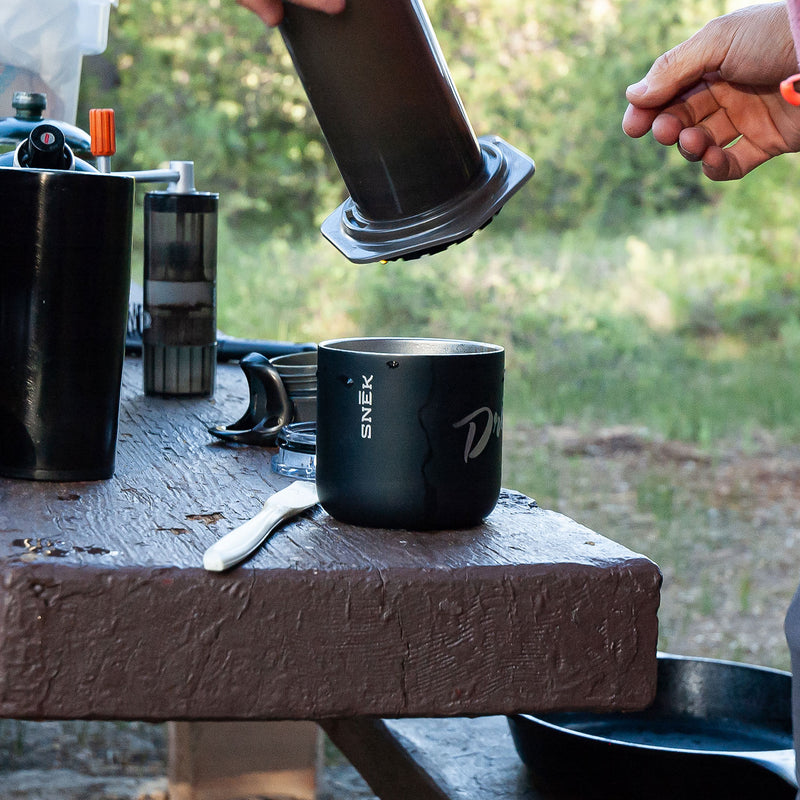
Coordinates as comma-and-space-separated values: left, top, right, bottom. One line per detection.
453, 407, 503, 463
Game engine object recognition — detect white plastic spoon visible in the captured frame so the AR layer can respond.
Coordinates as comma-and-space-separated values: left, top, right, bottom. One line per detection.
203, 481, 319, 572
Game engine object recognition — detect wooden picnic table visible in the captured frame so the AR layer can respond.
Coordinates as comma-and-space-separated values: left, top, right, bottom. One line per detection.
0, 357, 661, 797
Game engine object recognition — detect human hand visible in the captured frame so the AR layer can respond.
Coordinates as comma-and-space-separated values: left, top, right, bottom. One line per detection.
237, 0, 345, 27
622, 2, 800, 180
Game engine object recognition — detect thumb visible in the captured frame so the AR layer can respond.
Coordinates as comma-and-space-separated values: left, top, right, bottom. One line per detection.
626, 26, 726, 108
237, 0, 283, 26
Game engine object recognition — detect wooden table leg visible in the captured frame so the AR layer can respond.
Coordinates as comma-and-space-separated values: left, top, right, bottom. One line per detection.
168, 721, 320, 800
321, 717, 552, 800
320, 718, 447, 800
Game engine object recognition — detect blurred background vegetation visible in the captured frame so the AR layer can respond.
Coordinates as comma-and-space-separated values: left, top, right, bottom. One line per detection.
67, 0, 800, 669
87, 0, 730, 233
76, 0, 800, 445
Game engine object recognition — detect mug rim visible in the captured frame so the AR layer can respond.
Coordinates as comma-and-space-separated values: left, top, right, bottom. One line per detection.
319, 336, 503, 356
270, 351, 318, 371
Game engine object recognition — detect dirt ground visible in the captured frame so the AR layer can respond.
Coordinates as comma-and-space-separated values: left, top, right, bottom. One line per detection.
2, 424, 798, 798
0, 720, 376, 800
503, 423, 800, 672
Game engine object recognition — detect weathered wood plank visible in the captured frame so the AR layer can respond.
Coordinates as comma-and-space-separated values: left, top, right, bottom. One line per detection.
0, 359, 661, 721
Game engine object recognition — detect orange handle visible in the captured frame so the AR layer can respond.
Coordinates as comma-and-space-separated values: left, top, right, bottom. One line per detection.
89, 108, 116, 156
780, 74, 800, 106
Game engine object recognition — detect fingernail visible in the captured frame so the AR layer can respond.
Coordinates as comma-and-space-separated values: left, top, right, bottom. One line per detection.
626, 80, 648, 98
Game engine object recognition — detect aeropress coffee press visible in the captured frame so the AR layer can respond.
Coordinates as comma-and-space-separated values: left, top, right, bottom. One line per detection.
279, 0, 535, 263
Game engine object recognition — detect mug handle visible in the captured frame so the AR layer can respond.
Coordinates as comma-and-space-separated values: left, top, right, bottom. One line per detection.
208, 352, 294, 445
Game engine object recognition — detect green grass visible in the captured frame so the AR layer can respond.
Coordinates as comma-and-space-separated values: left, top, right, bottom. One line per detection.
212, 206, 800, 447
130, 199, 800, 667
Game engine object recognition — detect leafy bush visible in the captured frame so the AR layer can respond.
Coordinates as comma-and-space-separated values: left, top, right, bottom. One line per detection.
78, 0, 730, 239
73, 0, 800, 446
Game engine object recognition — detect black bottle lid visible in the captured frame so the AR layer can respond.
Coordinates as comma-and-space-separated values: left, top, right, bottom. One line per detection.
17, 124, 73, 170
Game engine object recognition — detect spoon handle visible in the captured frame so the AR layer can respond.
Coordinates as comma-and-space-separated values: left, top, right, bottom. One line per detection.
203, 481, 318, 571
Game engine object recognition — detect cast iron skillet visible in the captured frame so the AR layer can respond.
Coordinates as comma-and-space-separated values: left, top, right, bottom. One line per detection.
508, 653, 796, 799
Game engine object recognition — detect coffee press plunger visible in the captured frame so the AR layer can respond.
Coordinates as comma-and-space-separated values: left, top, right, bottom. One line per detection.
279, 0, 535, 263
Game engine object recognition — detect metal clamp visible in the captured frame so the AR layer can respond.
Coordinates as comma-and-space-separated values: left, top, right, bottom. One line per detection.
208, 353, 294, 445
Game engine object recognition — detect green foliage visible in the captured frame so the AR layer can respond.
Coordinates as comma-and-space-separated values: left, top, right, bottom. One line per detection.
712, 155, 800, 341
214, 220, 359, 342
73, 0, 800, 446
426, 0, 725, 232
80, 0, 343, 237
78, 0, 731, 238
426, 0, 800, 271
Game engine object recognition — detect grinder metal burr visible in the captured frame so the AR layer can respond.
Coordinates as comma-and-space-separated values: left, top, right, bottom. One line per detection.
143, 162, 219, 397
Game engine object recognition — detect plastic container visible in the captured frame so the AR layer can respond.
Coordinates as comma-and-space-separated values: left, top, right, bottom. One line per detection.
78, 0, 117, 55
0, 0, 117, 124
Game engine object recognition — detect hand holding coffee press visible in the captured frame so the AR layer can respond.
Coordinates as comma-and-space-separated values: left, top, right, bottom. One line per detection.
240, 0, 534, 262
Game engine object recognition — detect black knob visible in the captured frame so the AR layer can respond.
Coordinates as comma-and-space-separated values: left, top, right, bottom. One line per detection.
19, 123, 73, 170
12, 92, 47, 121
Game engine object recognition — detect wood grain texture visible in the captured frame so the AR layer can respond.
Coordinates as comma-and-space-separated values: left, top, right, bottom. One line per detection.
0, 359, 661, 721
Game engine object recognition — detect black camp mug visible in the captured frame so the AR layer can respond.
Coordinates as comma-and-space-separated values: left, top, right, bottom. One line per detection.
316, 337, 504, 529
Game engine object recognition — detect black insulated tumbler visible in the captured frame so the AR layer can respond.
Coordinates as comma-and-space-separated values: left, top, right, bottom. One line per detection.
0, 168, 134, 480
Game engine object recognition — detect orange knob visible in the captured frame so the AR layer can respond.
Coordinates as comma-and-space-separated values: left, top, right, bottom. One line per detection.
89, 108, 116, 157
780, 74, 800, 106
